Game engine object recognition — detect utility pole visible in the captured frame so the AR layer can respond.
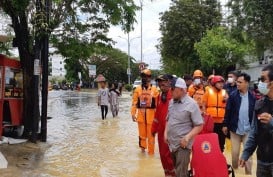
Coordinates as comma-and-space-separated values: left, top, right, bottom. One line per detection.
40, 0, 50, 142
140, 0, 143, 63
127, 32, 131, 85
32, 0, 42, 143
118, 35, 140, 85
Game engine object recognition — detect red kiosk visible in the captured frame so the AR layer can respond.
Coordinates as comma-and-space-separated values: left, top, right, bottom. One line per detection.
0, 54, 23, 137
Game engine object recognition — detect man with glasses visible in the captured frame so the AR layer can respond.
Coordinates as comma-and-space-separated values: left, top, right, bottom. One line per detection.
164, 77, 203, 177
223, 73, 256, 175
240, 64, 273, 177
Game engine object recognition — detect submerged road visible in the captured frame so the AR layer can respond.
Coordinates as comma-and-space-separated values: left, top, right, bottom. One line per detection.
0, 90, 163, 177
0, 90, 255, 177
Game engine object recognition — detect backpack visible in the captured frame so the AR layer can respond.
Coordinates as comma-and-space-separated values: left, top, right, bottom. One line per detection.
199, 113, 214, 134
189, 133, 235, 177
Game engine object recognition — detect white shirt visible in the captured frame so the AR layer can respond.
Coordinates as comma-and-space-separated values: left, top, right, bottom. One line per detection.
98, 88, 109, 105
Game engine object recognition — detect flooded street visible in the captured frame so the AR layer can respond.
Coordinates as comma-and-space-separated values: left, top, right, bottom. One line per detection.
0, 90, 163, 177
0, 90, 255, 177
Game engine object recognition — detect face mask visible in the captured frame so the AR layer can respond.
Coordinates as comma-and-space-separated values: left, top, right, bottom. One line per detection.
227, 77, 234, 84
194, 78, 201, 85
258, 81, 270, 95
142, 78, 147, 85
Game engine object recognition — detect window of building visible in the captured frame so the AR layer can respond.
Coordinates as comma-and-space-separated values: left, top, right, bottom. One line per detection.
4, 67, 23, 98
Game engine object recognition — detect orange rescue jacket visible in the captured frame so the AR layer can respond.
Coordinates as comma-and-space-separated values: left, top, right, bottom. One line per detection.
131, 84, 159, 124
204, 87, 227, 123
188, 84, 205, 109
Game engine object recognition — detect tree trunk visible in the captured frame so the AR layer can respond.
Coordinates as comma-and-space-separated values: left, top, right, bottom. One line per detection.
10, 11, 36, 138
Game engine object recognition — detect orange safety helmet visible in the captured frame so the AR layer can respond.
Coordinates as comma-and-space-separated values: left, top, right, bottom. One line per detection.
193, 69, 203, 78
141, 69, 151, 77
212, 75, 225, 85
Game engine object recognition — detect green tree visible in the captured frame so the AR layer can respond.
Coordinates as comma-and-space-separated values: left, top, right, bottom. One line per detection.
57, 41, 139, 85
227, 0, 273, 57
195, 27, 255, 75
0, 40, 13, 56
0, 0, 138, 139
158, 0, 221, 76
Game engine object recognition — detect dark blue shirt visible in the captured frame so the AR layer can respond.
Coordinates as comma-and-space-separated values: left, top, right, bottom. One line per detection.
224, 83, 237, 95
223, 90, 256, 133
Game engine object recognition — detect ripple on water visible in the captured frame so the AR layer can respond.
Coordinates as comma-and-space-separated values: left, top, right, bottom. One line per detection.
1, 91, 167, 177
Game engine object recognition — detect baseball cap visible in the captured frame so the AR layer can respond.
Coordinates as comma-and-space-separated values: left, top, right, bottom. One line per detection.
183, 74, 193, 81
155, 74, 173, 82
171, 77, 187, 89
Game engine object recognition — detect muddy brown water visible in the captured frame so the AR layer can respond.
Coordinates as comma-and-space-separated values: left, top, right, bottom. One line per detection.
0, 90, 255, 177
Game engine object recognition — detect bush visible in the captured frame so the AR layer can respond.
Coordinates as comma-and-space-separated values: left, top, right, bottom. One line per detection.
125, 84, 133, 91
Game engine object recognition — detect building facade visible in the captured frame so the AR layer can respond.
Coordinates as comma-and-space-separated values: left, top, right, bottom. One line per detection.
240, 49, 273, 82
49, 48, 66, 79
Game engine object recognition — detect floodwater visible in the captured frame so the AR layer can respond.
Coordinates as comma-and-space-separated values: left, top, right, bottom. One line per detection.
0, 90, 255, 177
0, 90, 163, 177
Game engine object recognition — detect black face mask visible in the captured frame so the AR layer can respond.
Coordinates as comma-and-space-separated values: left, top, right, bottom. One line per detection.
161, 92, 167, 103
142, 78, 147, 85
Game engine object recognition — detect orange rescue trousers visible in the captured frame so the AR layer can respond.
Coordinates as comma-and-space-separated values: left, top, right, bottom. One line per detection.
138, 122, 155, 155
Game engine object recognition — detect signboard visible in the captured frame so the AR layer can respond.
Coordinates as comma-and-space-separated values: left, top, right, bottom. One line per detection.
139, 63, 145, 70
88, 65, 96, 77
127, 68, 131, 75
34, 59, 40, 75
78, 72, 81, 79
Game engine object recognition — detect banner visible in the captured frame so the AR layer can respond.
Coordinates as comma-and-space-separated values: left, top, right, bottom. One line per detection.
88, 65, 96, 77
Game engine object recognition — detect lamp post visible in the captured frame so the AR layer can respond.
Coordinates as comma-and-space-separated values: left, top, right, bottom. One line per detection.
118, 34, 140, 85
140, 0, 143, 63
127, 33, 131, 85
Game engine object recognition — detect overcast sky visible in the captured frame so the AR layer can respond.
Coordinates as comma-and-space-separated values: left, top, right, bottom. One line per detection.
108, 0, 172, 70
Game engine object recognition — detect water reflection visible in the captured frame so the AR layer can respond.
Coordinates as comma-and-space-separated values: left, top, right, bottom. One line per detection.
0, 91, 163, 177
0, 91, 256, 177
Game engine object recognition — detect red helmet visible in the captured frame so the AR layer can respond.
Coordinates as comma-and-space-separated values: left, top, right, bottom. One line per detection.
212, 75, 225, 85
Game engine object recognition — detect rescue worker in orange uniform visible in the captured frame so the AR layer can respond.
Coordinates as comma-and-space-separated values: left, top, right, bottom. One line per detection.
131, 69, 159, 155
151, 74, 175, 176
188, 70, 205, 110
203, 75, 229, 152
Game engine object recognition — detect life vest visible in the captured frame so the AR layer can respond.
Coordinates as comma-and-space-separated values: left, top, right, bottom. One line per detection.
205, 85, 212, 92
206, 87, 226, 123
131, 84, 158, 124
135, 85, 157, 109
188, 85, 205, 108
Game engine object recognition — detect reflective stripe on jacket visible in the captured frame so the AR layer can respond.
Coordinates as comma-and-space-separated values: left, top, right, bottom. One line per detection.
205, 87, 227, 123
131, 84, 159, 124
